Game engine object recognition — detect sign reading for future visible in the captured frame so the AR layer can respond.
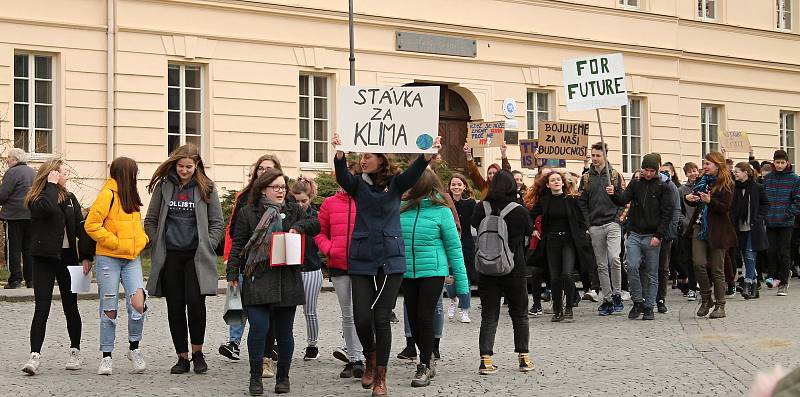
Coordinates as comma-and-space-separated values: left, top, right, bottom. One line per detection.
563, 53, 628, 112
337, 86, 440, 153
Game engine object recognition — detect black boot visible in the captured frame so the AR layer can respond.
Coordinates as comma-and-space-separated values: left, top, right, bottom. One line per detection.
751, 281, 760, 299
249, 360, 264, 396
396, 337, 417, 360
275, 364, 290, 394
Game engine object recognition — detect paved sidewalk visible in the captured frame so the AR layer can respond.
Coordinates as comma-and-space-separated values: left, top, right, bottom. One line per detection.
1, 286, 798, 396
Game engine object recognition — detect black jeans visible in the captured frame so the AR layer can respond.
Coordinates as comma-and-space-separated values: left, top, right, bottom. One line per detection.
5, 219, 33, 284
478, 274, 528, 356
767, 227, 793, 285
351, 270, 403, 366
676, 237, 698, 293
546, 233, 576, 312
656, 239, 674, 302
30, 253, 81, 353
246, 304, 296, 371
163, 250, 206, 354
401, 277, 444, 366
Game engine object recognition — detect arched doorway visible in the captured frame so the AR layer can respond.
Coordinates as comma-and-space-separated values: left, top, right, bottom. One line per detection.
404, 83, 471, 169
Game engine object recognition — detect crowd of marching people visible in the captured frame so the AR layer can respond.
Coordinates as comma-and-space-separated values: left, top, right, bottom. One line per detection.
4, 133, 800, 396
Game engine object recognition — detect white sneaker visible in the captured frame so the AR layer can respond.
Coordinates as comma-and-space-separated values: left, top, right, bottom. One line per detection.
687, 290, 698, 301
583, 290, 599, 302
65, 348, 81, 370
22, 353, 41, 375
127, 349, 147, 374
620, 290, 632, 301
97, 356, 113, 375
460, 310, 471, 323
447, 299, 457, 319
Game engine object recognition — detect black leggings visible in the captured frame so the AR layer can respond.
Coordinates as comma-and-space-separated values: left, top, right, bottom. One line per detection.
546, 234, 576, 312
163, 250, 206, 354
401, 277, 444, 366
30, 254, 82, 353
351, 270, 403, 367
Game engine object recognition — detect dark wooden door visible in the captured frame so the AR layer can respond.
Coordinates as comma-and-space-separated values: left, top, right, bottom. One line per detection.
439, 119, 467, 170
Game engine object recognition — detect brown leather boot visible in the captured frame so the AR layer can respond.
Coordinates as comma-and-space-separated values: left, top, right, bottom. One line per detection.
696, 293, 713, 317
709, 302, 726, 319
372, 366, 388, 397
361, 352, 376, 389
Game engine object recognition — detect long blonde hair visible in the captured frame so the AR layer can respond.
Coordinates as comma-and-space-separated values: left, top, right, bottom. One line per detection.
25, 158, 68, 207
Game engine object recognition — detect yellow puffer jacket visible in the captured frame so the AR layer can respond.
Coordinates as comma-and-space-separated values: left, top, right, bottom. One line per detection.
85, 178, 149, 259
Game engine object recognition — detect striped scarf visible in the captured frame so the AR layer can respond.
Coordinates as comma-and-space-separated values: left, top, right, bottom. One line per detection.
242, 199, 284, 276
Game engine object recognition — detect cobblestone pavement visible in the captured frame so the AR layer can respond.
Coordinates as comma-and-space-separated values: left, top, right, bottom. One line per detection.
1, 286, 798, 396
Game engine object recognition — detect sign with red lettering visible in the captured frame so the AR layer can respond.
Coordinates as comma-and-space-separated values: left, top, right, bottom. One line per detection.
467, 121, 505, 148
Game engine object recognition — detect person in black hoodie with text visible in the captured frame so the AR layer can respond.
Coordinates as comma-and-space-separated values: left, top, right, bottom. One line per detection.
21, 159, 95, 376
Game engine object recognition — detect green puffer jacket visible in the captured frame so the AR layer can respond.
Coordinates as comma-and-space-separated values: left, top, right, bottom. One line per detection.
400, 197, 468, 296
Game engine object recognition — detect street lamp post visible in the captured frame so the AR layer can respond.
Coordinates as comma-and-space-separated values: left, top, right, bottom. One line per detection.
348, 0, 355, 86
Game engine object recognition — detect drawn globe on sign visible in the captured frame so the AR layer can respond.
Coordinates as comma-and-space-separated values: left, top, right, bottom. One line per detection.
416, 133, 434, 150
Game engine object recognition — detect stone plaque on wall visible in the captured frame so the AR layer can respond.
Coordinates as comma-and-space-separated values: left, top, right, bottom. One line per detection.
396, 32, 477, 58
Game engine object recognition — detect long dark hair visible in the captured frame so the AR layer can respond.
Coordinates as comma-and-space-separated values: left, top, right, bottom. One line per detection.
110, 157, 142, 213
401, 169, 448, 212
241, 154, 283, 204
448, 173, 471, 200
362, 153, 398, 188
662, 162, 681, 187
147, 144, 213, 202
249, 168, 285, 205
487, 170, 518, 202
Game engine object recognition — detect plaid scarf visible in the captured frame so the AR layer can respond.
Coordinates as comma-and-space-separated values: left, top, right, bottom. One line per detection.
242, 199, 284, 277
692, 174, 716, 241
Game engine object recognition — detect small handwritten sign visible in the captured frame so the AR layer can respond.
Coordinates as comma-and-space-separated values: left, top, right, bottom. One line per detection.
467, 121, 505, 148
720, 131, 752, 153
536, 121, 590, 161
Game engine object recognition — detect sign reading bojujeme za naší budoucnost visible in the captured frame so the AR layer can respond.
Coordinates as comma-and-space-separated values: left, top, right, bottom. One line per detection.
563, 53, 628, 112
337, 86, 440, 153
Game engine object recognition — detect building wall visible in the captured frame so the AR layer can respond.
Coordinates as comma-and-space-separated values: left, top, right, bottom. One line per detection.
0, 0, 798, 204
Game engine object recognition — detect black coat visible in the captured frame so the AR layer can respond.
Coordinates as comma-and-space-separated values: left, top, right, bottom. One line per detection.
610, 176, 673, 240
731, 181, 769, 252
529, 192, 592, 268
29, 183, 95, 263
470, 198, 533, 277
227, 201, 320, 307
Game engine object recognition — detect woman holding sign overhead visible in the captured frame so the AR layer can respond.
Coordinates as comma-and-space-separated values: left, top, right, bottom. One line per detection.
227, 168, 320, 396
331, 131, 441, 397
22, 158, 95, 376
463, 141, 511, 199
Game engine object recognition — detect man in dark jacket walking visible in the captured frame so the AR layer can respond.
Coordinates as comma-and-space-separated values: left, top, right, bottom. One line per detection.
0, 148, 36, 289
578, 142, 625, 315
607, 153, 673, 321
763, 150, 800, 296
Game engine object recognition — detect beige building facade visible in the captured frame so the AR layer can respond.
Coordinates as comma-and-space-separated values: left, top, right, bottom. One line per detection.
1, 0, 799, 202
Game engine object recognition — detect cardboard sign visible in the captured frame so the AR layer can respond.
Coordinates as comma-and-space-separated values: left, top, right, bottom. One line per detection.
467, 121, 505, 147
270, 233, 305, 267
519, 139, 567, 169
563, 53, 628, 111
536, 121, 590, 160
336, 86, 440, 153
720, 131, 752, 153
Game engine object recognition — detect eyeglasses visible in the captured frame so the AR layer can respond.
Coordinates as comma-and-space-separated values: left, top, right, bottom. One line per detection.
266, 185, 287, 192
257, 166, 271, 173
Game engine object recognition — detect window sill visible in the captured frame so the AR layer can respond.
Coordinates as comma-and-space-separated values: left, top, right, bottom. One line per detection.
300, 163, 333, 172
28, 153, 58, 163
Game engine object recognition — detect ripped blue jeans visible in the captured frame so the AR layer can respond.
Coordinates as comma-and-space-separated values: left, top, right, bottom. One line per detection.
97, 255, 147, 353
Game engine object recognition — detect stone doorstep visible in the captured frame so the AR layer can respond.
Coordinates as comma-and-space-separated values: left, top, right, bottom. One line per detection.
0, 278, 337, 303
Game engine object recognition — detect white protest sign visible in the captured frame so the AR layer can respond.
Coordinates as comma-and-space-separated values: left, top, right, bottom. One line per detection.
563, 53, 628, 111
336, 86, 440, 153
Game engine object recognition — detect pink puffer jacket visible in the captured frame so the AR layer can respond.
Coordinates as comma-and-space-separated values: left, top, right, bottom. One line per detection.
314, 190, 356, 271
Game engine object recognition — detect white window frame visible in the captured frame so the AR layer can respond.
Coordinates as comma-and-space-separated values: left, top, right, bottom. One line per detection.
13, 52, 55, 156
167, 63, 204, 154
698, 0, 716, 20
780, 111, 796, 162
619, 0, 640, 9
621, 98, 643, 174
299, 74, 330, 169
778, 0, 793, 31
701, 104, 721, 157
526, 90, 552, 140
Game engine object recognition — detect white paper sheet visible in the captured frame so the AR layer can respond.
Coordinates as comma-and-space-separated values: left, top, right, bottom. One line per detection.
67, 266, 91, 293
284, 233, 303, 265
